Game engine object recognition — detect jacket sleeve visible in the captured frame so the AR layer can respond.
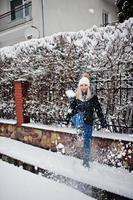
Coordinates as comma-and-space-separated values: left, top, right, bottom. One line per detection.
94, 95, 107, 128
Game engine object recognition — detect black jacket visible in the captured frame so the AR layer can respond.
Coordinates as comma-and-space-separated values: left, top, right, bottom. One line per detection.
66, 94, 107, 128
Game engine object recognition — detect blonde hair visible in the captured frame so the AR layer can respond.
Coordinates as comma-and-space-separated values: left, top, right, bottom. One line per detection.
75, 85, 91, 101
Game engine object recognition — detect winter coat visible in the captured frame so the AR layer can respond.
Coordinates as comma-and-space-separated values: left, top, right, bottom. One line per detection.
66, 94, 107, 128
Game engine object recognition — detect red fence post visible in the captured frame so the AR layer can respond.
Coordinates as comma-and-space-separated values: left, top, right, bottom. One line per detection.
14, 80, 30, 126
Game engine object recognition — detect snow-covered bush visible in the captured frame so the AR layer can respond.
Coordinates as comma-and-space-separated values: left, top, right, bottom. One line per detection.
0, 18, 132, 133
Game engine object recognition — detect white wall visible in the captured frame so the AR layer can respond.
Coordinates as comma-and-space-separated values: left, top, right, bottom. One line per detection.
0, 21, 32, 47
31, 0, 44, 37
101, 0, 117, 22
43, 0, 117, 36
0, 0, 10, 14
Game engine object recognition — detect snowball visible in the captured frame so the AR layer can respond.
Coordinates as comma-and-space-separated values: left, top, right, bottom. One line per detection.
65, 90, 75, 98
56, 143, 65, 154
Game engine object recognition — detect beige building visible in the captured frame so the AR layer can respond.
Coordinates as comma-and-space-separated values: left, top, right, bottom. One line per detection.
0, 0, 117, 48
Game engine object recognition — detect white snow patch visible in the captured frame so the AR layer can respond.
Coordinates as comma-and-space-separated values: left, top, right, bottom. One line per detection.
0, 118, 17, 125
0, 160, 94, 200
22, 122, 77, 134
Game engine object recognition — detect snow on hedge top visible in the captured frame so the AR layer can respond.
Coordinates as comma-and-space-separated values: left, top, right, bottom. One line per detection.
0, 18, 133, 60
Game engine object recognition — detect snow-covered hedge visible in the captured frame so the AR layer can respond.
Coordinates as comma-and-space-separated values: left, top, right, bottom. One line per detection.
0, 18, 133, 133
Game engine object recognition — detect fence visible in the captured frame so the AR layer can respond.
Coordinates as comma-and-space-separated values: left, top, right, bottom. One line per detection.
93, 73, 133, 133
24, 72, 133, 134
0, 73, 132, 134
0, 82, 15, 119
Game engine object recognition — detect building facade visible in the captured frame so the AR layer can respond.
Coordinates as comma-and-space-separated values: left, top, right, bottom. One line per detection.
0, 0, 117, 48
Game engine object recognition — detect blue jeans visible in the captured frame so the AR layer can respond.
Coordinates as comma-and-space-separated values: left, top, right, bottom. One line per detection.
83, 123, 92, 162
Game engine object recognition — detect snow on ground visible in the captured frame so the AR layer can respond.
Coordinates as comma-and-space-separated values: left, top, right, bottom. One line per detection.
0, 119, 17, 125
0, 160, 95, 200
0, 136, 133, 199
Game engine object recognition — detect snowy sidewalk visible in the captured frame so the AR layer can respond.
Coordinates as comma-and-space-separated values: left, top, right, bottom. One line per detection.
0, 136, 133, 199
0, 160, 95, 200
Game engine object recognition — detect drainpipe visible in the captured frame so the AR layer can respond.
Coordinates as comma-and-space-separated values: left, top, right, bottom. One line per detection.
41, 0, 45, 37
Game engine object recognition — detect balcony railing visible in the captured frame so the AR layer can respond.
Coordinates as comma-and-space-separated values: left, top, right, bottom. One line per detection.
0, 2, 32, 32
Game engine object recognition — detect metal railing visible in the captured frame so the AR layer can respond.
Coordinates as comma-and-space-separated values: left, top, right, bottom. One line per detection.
24, 73, 133, 134
93, 74, 133, 134
0, 2, 32, 32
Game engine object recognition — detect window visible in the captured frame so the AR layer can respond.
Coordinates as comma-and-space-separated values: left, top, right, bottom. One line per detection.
10, 0, 30, 21
102, 10, 109, 26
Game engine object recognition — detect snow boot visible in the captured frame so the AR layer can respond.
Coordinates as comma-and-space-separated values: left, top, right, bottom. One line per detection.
83, 160, 90, 168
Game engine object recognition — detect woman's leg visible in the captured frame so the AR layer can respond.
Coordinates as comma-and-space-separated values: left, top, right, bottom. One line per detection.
83, 124, 92, 166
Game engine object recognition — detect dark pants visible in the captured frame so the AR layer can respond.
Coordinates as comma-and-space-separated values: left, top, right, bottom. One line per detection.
83, 123, 92, 162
